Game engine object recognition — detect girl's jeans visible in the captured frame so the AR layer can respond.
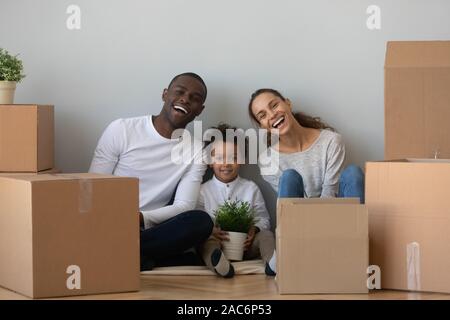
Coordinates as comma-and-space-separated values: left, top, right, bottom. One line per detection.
277, 164, 365, 203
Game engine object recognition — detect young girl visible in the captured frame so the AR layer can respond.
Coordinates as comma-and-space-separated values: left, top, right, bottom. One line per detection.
248, 88, 365, 273
197, 123, 276, 278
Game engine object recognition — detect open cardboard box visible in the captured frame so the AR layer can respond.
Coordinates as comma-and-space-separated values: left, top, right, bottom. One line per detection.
276, 198, 368, 294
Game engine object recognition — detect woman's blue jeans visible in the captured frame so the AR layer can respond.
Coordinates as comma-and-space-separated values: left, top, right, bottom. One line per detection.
278, 164, 365, 203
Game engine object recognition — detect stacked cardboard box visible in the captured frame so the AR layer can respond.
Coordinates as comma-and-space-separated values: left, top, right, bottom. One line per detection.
0, 105, 141, 298
384, 41, 450, 160
367, 159, 450, 293
0, 105, 54, 172
366, 41, 450, 293
276, 198, 369, 294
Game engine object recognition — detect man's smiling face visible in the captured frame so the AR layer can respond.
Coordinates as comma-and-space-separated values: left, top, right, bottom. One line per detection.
161, 75, 206, 129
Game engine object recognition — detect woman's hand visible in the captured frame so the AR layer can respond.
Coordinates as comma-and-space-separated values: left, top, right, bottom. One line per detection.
212, 226, 229, 242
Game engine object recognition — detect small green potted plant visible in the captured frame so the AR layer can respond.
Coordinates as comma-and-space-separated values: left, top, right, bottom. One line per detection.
0, 48, 26, 104
214, 200, 258, 261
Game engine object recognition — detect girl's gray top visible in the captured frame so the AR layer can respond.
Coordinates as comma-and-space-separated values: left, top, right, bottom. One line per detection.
258, 129, 345, 198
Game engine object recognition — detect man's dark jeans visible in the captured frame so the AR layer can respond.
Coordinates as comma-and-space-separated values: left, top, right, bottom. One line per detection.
140, 210, 213, 271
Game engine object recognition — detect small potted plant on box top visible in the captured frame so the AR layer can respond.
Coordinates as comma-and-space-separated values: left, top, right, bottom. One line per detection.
214, 200, 258, 261
0, 48, 25, 104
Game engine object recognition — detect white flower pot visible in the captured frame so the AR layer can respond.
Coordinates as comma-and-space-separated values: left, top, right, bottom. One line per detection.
0, 81, 16, 104
222, 231, 247, 261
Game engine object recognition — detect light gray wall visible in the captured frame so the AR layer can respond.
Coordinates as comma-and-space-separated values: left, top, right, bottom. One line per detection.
2, 0, 450, 221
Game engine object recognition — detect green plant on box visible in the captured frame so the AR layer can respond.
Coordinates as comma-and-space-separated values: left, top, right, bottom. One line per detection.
214, 200, 258, 233
0, 48, 26, 82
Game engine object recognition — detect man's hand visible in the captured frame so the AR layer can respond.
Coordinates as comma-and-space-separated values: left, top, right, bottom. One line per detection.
244, 226, 259, 251
212, 226, 229, 242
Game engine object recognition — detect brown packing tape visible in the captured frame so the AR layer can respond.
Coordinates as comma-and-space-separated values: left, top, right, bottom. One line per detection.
78, 179, 93, 214
46, 174, 93, 214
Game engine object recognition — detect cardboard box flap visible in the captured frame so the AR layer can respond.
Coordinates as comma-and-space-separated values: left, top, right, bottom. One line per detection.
368, 158, 450, 164
277, 198, 360, 206
386, 41, 450, 68
277, 202, 368, 238
277, 198, 357, 226
0, 173, 131, 182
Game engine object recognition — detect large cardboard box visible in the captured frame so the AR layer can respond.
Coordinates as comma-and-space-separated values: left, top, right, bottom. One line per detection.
0, 173, 140, 298
385, 41, 450, 160
0, 105, 54, 172
276, 198, 369, 294
366, 159, 450, 293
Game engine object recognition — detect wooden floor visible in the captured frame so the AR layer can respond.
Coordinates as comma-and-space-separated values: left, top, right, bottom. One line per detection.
1, 275, 450, 300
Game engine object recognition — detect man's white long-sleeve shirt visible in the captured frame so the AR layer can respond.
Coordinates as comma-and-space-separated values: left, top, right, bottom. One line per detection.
197, 176, 271, 231
89, 115, 206, 229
